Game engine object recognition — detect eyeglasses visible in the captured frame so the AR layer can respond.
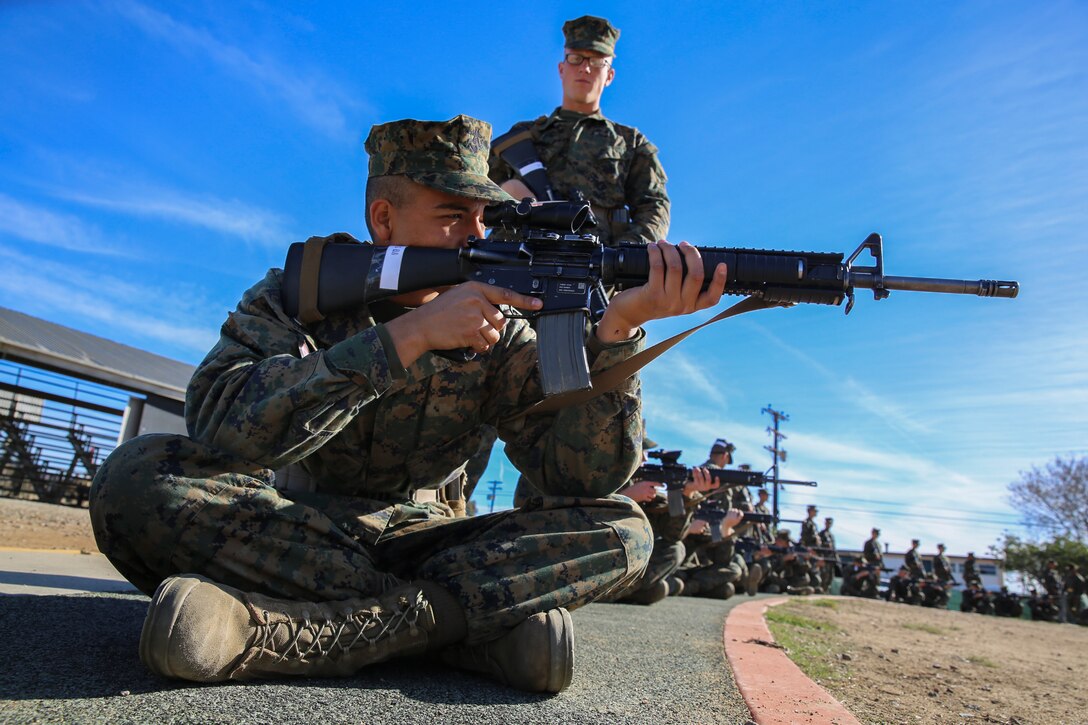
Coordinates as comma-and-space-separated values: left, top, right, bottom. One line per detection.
564, 53, 611, 69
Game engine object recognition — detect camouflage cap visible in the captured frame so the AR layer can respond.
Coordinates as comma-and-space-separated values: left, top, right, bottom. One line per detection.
365, 115, 512, 203
710, 438, 735, 454
640, 418, 658, 450
563, 15, 620, 56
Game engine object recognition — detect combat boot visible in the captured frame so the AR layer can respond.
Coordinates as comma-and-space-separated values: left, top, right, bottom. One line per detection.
621, 578, 669, 605
665, 575, 685, 596
440, 608, 573, 693
140, 574, 436, 682
704, 581, 736, 600
746, 563, 764, 596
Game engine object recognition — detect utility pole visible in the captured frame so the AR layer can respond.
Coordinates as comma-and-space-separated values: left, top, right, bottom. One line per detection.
762, 405, 789, 524
486, 479, 503, 513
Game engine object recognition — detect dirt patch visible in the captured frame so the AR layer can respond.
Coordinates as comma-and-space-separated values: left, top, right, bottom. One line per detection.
0, 497, 99, 552
767, 597, 1088, 724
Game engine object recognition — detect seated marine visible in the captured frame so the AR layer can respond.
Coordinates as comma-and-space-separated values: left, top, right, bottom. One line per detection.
89, 116, 728, 693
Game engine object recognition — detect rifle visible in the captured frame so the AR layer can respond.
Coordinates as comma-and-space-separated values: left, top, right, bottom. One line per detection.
632, 449, 816, 517
282, 198, 1018, 397
691, 502, 776, 543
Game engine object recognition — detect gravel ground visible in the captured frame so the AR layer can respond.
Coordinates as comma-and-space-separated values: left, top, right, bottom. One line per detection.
767, 597, 1088, 724
0, 497, 98, 552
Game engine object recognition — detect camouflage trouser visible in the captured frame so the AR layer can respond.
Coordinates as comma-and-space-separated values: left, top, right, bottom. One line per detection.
89, 434, 652, 644
606, 539, 684, 602
679, 553, 746, 598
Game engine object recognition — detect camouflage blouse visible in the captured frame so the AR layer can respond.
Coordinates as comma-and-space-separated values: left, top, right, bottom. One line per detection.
489, 108, 669, 245
185, 243, 645, 535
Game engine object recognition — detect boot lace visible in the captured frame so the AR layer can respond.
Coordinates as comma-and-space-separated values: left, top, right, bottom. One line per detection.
255, 589, 428, 662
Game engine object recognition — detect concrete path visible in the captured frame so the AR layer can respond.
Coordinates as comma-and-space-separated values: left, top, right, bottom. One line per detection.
0, 548, 138, 596
0, 548, 756, 724
1, 547, 867, 724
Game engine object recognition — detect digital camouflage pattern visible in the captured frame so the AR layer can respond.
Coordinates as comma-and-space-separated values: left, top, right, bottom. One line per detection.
90, 245, 654, 643
366, 116, 512, 203
488, 108, 670, 246
563, 15, 620, 56
933, 551, 954, 582
904, 545, 926, 579
678, 530, 748, 598
800, 516, 819, 547
863, 535, 884, 567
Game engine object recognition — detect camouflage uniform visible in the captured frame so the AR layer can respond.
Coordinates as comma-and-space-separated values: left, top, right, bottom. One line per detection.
488, 16, 669, 246
963, 554, 982, 587
677, 525, 748, 599
933, 550, 954, 583
863, 535, 884, 568
752, 496, 774, 544
89, 116, 653, 646
607, 494, 691, 603
904, 544, 925, 579
1064, 567, 1085, 621
799, 516, 819, 547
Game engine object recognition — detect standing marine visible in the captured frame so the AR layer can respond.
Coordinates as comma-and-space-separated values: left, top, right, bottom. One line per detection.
904, 538, 925, 579
863, 527, 884, 569
933, 542, 954, 584
488, 15, 670, 246
963, 551, 982, 587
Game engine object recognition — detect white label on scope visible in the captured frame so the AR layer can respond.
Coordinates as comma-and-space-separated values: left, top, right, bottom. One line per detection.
380, 246, 406, 290
517, 161, 544, 175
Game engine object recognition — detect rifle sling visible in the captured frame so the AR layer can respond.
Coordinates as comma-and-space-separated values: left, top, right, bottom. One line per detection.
298, 235, 330, 325
491, 129, 534, 156
517, 295, 781, 417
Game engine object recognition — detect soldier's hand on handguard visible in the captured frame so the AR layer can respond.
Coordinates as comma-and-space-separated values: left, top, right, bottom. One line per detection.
385, 282, 543, 368
684, 466, 719, 497
596, 241, 728, 343
688, 519, 710, 536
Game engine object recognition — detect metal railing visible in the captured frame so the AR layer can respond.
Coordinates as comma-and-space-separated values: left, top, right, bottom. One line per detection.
0, 360, 132, 507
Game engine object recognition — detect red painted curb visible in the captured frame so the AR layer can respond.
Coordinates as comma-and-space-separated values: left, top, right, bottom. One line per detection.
724, 597, 860, 725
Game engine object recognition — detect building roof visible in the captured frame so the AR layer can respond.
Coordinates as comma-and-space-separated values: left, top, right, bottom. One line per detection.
0, 306, 194, 402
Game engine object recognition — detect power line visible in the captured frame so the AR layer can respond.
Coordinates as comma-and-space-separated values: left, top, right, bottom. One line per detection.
787, 493, 1023, 522
813, 504, 1033, 528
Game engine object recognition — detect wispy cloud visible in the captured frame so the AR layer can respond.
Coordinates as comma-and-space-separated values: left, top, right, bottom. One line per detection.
58, 186, 292, 248
741, 320, 932, 436
108, 0, 361, 141
0, 245, 219, 358
642, 350, 728, 408
0, 193, 127, 256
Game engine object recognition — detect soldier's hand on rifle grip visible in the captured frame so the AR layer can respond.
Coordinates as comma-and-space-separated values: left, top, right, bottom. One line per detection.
622, 479, 661, 504
596, 240, 728, 343
384, 282, 543, 368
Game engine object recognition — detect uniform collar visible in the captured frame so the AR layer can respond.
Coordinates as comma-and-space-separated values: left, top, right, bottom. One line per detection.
543, 106, 609, 129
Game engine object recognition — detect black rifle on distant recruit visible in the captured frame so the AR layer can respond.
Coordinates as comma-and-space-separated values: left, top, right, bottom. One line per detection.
692, 501, 776, 543
281, 198, 1019, 397
632, 449, 816, 517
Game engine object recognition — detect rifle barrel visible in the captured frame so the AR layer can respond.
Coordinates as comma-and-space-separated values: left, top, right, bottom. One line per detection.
853, 274, 1019, 298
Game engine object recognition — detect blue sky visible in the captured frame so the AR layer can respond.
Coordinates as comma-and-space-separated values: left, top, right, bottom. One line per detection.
1, 1, 1085, 557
